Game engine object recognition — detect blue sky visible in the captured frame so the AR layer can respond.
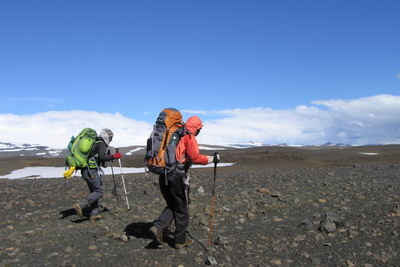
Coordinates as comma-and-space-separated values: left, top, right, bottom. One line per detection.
0, 1, 399, 147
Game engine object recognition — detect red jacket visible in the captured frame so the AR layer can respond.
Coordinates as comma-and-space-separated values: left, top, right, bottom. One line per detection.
176, 116, 208, 165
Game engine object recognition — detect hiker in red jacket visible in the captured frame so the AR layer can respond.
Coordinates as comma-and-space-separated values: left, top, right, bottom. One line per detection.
150, 116, 220, 249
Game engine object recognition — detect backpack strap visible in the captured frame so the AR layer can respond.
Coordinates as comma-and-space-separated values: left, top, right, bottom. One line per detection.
88, 140, 105, 170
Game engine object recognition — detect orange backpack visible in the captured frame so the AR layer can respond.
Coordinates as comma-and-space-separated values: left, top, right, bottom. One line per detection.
145, 108, 185, 174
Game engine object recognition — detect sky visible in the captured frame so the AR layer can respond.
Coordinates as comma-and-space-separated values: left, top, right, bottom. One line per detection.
0, 1, 399, 148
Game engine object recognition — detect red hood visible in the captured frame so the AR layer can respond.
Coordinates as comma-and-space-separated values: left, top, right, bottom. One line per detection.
185, 116, 203, 135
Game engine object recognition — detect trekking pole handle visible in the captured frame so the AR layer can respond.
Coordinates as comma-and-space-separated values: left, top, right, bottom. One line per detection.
115, 148, 120, 162
213, 152, 220, 163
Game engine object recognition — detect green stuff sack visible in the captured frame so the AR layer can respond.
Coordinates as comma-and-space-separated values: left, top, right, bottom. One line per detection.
65, 128, 98, 169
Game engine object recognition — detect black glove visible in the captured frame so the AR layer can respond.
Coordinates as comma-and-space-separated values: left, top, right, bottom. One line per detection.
213, 152, 220, 164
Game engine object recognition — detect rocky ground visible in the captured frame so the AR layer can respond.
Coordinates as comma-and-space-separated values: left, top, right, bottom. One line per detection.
0, 146, 399, 267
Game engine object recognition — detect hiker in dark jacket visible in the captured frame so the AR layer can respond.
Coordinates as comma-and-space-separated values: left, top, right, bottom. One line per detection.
73, 128, 121, 220
149, 116, 220, 249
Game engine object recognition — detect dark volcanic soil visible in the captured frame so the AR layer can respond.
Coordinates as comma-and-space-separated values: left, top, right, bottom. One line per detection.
0, 146, 399, 267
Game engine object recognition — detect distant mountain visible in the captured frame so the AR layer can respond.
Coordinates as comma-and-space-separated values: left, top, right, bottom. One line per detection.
0, 142, 65, 158
321, 142, 352, 147
0, 142, 25, 149
0, 142, 147, 158
227, 142, 266, 148
0, 140, 356, 158
227, 141, 354, 148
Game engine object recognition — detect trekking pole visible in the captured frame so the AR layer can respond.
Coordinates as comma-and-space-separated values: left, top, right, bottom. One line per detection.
108, 150, 120, 207
207, 158, 218, 245
116, 148, 130, 210
144, 161, 149, 181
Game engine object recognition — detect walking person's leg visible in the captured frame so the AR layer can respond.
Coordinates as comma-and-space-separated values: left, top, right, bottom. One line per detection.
150, 173, 174, 244
85, 169, 103, 219
73, 168, 103, 218
169, 173, 191, 248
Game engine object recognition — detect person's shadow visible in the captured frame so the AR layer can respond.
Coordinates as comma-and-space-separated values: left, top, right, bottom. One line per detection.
59, 208, 89, 223
59, 206, 109, 223
59, 208, 77, 219
124, 222, 174, 249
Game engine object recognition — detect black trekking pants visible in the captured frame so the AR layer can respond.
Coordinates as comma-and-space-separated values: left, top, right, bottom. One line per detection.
80, 168, 103, 215
154, 172, 188, 245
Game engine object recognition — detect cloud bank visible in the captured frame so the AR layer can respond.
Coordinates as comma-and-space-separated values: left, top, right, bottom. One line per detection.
0, 95, 399, 148
194, 94, 400, 146
0, 111, 153, 149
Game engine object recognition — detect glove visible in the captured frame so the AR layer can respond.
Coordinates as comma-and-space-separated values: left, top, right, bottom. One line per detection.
213, 152, 220, 164
113, 152, 122, 159
207, 156, 213, 164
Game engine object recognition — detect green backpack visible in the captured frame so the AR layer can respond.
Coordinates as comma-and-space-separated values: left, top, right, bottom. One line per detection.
65, 128, 98, 169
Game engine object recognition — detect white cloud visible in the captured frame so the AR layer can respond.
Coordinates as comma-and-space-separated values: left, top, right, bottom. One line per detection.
196, 94, 400, 146
0, 94, 399, 148
0, 111, 152, 149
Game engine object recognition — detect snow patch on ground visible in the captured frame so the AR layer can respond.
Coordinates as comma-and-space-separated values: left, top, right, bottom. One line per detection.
0, 147, 40, 152
0, 163, 236, 179
48, 150, 62, 156
126, 148, 144, 155
358, 152, 379, 156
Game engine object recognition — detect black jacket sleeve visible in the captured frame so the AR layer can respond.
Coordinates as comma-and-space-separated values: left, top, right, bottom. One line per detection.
90, 141, 114, 163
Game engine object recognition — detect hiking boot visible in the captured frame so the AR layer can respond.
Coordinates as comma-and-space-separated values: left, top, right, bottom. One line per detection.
175, 239, 194, 249
89, 214, 102, 221
73, 203, 83, 218
149, 225, 163, 245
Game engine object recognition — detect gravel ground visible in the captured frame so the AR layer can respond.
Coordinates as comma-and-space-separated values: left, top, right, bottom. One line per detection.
0, 146, 399, 267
